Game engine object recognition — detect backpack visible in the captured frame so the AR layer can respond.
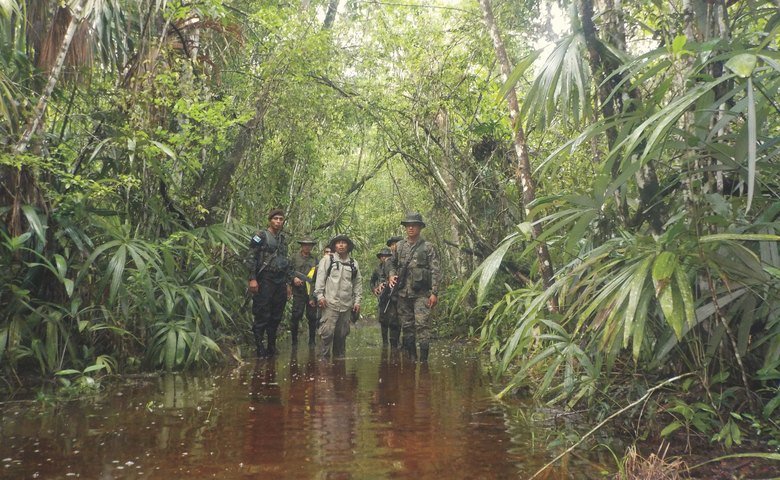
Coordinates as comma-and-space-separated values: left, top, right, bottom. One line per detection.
325, 253, 358, 281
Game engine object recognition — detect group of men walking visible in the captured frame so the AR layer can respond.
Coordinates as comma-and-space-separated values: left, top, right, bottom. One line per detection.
246, 209, 440, 362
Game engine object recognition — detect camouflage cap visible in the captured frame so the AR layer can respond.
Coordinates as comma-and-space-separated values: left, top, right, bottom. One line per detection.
297, 235, 317, 245
400, 212, 426, 227
386, 235, 403, 246
376, 247, 392, 258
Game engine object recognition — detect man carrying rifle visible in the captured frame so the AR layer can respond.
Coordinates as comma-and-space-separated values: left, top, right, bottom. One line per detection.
290, 236, 319, 348
371, 247, 394, 347
388, 213, 440, 362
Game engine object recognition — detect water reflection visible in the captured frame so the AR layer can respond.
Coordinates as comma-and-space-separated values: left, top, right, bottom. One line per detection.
0, 335, 602, 479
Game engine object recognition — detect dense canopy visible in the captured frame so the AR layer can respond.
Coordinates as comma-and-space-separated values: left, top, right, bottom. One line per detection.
1, 0, 779, 462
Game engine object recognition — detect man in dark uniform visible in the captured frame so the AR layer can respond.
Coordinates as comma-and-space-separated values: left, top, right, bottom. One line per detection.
382, 236, 403, 348
388, 213, 440, 362
371, 247, 393, 347
290, 236, 319, 347
246, 208, 293, 357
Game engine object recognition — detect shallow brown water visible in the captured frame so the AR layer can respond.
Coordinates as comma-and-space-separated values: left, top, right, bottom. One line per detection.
0, 326, 604, 479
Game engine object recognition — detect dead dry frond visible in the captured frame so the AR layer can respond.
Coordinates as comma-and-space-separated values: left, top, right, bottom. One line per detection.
617, 443, 688, 480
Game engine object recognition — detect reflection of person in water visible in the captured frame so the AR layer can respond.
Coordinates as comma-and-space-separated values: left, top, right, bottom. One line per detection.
369, 355, 436, 476
311, 358, 359, 476
243, 359, 285, 475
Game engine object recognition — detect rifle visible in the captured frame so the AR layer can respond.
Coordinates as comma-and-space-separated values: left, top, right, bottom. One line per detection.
380, 282, 394, 313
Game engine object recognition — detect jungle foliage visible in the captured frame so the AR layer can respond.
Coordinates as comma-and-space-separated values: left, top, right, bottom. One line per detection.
0, 0, 779, 457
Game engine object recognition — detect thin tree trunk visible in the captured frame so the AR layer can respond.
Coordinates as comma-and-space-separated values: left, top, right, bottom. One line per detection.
323, 0, 339, 29
15, 0, 84, 154
477, 0, 557, 305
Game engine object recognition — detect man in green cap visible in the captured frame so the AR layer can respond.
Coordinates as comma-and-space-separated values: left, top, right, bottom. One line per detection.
246, 208, 293, 357
388, 213, 440, 362
371, 247, 394, 347
314, 234, 362, 359
289, 236, 319, 347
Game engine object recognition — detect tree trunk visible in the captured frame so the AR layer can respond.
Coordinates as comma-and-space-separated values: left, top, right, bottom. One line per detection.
323, 0, 339, 29
477, 0, 557, 305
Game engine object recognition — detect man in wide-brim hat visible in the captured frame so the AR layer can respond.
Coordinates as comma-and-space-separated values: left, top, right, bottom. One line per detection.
314, 234, 362, 358
388, 212, 440, 362
289, 235, 320, 347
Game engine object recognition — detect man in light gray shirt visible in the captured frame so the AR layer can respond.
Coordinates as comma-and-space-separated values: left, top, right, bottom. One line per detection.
314, 234, 362, 359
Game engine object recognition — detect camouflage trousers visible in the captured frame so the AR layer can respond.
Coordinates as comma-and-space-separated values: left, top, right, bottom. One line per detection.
396, 295, 431, 344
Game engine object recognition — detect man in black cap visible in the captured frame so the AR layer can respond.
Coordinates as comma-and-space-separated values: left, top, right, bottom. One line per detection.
246, 208, 293, 357
388, 213, 440, 362
371, 247, 394, 347
382, 235, 403, 348
289, 236, 319, 347
314, 234, 362, 359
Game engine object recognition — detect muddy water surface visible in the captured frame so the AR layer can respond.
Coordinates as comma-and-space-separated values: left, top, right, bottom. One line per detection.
1, 327, 604, 479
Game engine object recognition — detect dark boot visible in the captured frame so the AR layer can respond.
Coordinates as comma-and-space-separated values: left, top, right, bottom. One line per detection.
419, 342, 429, 362
267, 329, 277, 356
308, 321, 317, 347
402, 336, 417, 359
381, 325, 389, 346
389, 326, 400, 348
291, 326, 299, 347
253, 326, 267, 357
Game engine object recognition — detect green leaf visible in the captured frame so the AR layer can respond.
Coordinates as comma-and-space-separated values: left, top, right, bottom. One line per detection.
21, 205, 46, 244
660, 420, 683, 437
652, 251, 676, 281
725, 53, 757, 78
150, 140, 176, 159
671, 35, 687, 54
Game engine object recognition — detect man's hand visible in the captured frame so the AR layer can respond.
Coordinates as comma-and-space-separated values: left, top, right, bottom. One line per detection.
293, 277, 304, 287
318, 297, 327, 308
248, 279, 259, 294
352, 304, 361, 314
388, 275, 398, 288
427, 294, 438, 309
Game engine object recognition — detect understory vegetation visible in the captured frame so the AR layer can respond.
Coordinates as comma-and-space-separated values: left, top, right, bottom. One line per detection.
1, 0, 779, 470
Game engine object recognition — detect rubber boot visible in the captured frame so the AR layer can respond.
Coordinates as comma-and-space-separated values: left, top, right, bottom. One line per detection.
267, 329, 277, 356
389, 327, 400, 349
402, 336, 417, 360
419, 342, 429, 363
308, 321, 317, 347
253, 325, 267, 357
291, 325, 299, 347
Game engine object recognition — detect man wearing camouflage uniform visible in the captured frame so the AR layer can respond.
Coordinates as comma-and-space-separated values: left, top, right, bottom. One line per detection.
371, 247, 394, 347
388, 213, 440, 362
289, 236, 319, 348
246, 208, 293, 357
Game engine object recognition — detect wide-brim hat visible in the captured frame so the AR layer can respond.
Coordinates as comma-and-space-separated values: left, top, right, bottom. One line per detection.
386, 235, 403, 246
400, 212, 426, 227
376, 247, 392, 258
297, 235, 317, 245
328, 234, 355, 252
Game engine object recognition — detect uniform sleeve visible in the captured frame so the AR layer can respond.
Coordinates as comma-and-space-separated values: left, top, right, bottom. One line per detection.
245, 232, 263, 280
388, 246, 400, 278
428, 243, 441, 295
370, 265, 381, 289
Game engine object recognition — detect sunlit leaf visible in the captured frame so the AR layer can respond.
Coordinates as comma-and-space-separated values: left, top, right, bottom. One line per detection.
725, 53, 757, 78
